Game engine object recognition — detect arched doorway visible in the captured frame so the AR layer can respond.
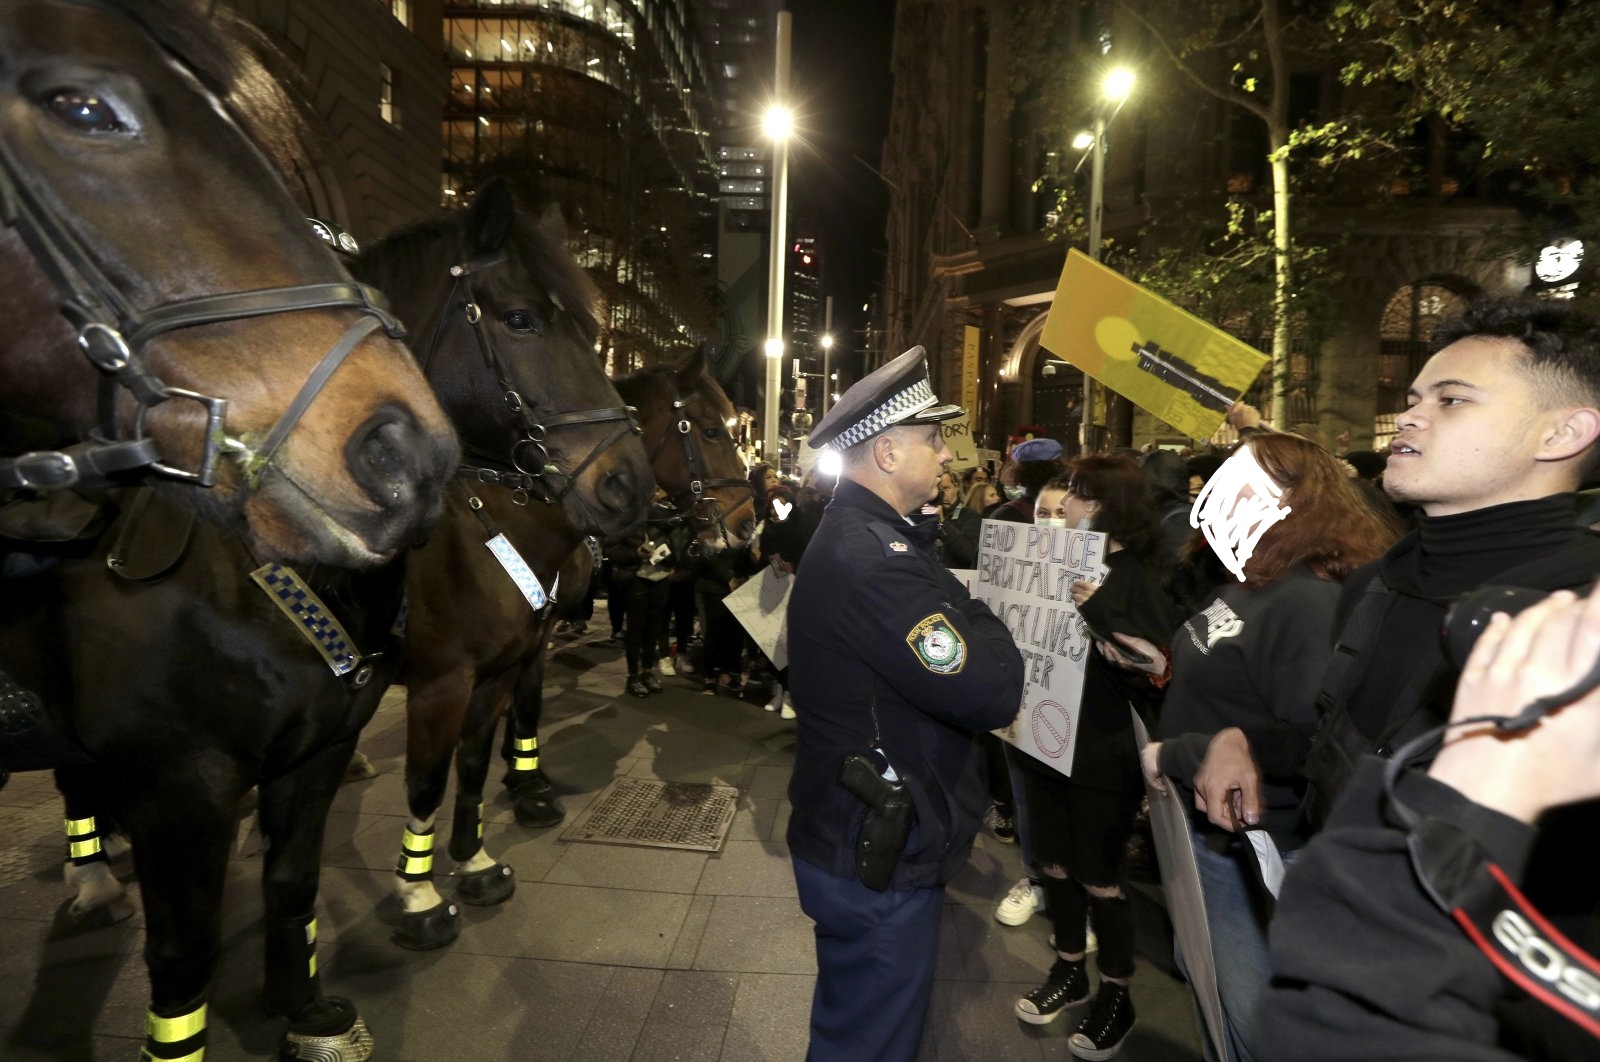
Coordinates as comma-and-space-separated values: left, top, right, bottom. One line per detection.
1373, 280, 1474, 448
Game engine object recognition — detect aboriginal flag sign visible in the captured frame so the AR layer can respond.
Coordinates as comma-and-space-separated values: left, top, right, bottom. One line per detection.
1039, 250, 1269, 440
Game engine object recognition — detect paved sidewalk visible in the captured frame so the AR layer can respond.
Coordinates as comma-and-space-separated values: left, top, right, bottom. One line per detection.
0, 631, 1203, 1061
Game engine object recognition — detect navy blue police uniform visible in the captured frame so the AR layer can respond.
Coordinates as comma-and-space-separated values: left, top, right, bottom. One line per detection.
786, 347, 1025, 1062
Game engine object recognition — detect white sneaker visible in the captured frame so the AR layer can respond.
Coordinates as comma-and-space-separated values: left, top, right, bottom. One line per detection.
660, 655, 676, 676
676, 655, 696, 675
766, 682, 784, 712
779, 694, 796, 720
995, 876, 1046, 926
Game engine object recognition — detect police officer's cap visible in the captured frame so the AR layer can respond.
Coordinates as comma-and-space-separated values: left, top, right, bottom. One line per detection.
807, 345, 963, 450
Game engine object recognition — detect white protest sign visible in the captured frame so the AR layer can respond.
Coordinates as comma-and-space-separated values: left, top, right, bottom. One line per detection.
724, 565, 791, 669
972, 519, 1108, 776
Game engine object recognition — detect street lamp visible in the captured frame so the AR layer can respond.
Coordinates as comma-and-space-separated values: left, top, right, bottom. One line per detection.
763, 12, 794, 467
819, 333, 834, 416
1079, 65, 1134, 454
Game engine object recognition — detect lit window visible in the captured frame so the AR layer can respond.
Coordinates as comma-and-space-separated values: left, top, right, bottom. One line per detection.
388, 1, 409, 28
379, 63, 400, 127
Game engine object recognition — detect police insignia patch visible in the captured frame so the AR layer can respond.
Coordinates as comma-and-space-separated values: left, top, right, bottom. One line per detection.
889, 541, 908, 552
906, 613, 965, 674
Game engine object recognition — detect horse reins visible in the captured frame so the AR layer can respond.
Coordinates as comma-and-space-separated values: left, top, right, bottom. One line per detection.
429, 251, 639, 507
0, 13, 406, 493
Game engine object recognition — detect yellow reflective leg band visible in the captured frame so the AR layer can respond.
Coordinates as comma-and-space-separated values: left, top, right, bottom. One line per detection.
307, 918, 319, 979
398, 827, 434, 878
477, 802, 485, 840
512, 735, 538, 772
65, 816, 103, 861
142, 1001, 206, 1060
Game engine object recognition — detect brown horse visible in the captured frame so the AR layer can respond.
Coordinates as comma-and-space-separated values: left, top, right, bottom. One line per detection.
0, 0, 457, 568
350, 190, 656, 950
490, 353, 757, 826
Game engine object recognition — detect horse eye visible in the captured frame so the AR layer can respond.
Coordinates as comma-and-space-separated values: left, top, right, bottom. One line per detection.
48, 93, 125, 133
703, 425, 722, 440
502, 310, 543, 335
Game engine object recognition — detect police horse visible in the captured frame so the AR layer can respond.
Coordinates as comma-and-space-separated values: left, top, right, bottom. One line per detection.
346, 196, 661, 950
487, 355, 758, 830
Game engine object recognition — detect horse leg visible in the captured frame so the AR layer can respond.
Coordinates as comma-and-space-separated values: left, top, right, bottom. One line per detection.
55, 765, 133, 927
450, 672, 518, 906
115, 763, 243, 1062
255, 732, 375, 1062
500, 634, 565, 828
390, 671, 471, 950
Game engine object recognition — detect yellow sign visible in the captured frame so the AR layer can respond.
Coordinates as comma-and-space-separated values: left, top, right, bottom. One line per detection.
1039, 250, 1269, 440
961, 325, 981, 416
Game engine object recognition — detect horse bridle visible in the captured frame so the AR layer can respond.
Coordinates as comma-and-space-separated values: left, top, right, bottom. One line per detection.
0, 129, 405, 495
647, 378, 753, 545
425, 251, 639, 506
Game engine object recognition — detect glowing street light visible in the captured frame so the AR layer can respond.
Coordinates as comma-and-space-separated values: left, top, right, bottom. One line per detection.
762, 14, 794, 465
1080, 65, 1134, 454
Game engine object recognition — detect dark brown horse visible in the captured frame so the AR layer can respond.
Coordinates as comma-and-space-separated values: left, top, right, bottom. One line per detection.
0, 0, 458, 568
349, 189, 656, 950
489, 354, 757, 827
1, 182, 642, 1060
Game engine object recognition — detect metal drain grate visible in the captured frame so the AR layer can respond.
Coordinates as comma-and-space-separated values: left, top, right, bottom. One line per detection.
561, 778, 738, 853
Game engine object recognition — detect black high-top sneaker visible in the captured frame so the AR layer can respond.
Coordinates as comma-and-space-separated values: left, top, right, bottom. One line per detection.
1068, 980, 1135, 1059
1014, 957, 1089, 1025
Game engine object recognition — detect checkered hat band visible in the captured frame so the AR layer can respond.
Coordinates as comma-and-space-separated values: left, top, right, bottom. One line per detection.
831, 379, 937, 450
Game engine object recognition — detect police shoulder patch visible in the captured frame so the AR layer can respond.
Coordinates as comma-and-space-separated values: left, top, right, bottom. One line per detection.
906, 612, 966, 675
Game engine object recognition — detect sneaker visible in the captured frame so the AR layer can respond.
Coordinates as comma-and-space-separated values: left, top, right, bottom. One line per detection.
675, 655, 696, 675
643, 672, 663, 694
995, 876, 1046, 926
1068, 982, 1135, 1060
986, 804, 1016, 843
1014, 958, 1089, 1025
765, 682, 784, 713
608, 630, 623, 643
659, 655, 676, 676
779, 694, 796, 720
626, 674, 650, 698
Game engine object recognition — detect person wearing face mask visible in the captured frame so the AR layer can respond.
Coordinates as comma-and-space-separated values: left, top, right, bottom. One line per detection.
1011, 458, 1178, 1060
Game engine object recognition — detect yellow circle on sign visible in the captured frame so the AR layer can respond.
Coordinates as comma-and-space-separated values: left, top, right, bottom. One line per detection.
1094, 316, 1143, 364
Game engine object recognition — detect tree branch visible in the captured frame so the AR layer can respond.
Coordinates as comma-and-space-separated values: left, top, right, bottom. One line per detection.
1117, 0, 1271, 125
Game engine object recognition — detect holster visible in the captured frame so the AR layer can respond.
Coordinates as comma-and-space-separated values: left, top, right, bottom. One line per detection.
839, 752, 916, 891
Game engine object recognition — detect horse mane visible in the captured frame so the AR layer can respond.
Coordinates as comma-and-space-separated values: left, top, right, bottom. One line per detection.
357, 203, 603, 343
100, 0, 311, 176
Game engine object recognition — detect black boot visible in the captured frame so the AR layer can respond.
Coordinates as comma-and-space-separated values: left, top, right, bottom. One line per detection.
1068, 980, 1135, 1060
626, 674, 650, 698
1013, 957, 1089, 1025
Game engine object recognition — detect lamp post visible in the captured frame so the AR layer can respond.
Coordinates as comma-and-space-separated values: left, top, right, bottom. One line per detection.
819, 293, 834, 417
762, 11, 793, 467
1078, 66, 1134, 455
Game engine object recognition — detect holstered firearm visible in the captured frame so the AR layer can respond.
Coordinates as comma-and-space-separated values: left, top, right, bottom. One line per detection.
839, 751, 916, 891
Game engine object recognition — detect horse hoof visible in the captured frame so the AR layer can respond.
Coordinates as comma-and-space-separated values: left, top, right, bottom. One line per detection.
457, 862, 516, 906
67, 896, 136, 930
392, 902, 460, 951
513, 791, 566, 828
502, 766, 553, 796
280, 1001, 374, 1061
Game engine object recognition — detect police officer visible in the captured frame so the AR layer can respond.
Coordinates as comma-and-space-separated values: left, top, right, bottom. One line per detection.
786, 346, 1025, 1061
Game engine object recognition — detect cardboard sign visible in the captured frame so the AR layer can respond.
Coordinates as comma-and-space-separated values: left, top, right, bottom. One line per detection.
725, 565, 791, 669
971, 519, 1109, 775
939, 413, 978, 466
1039, 250, 1269, 440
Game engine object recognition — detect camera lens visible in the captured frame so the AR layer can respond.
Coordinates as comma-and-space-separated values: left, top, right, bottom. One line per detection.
1441, 585, 1552, 667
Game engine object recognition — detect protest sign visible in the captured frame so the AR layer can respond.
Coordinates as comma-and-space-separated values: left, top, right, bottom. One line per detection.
971, 519, 1108, 775
725, 565, 791, 669
938, 413, 977, 466
1039, 250, 1269, 440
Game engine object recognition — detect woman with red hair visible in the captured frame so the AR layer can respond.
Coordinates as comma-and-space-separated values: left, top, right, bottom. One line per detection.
1115, 431, 1402, 1062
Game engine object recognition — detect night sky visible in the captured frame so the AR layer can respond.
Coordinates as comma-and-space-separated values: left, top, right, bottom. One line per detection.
785, 0, 896, 373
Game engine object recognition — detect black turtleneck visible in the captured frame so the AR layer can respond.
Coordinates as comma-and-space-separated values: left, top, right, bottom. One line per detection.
1332, 493, 1600, 745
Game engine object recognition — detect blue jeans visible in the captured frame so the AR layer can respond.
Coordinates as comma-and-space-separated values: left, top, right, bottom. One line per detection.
1175, 823, 1298, 1062
793, 857, 943, 1062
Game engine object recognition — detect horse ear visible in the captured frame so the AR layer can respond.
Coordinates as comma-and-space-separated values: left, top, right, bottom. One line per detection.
536, 202, 568, 246
467, 179, 515, 255
676, 345, 708, 391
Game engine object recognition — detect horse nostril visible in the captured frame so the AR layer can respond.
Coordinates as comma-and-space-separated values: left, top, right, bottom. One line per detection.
347, 410, 426, 510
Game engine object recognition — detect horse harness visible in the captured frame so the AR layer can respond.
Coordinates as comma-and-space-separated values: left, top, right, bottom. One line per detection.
427, 249, 640, 508
0, 38, 405, 494
647, 378, 752, 547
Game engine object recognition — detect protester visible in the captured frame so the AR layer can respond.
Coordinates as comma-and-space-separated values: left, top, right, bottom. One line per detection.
786, 347, 1023, 1062
1262, 585, 1600, 1059
992, 437, 1064, 521
1116, 433, 1400, 1060
1185, 296, 1600, 1058
940, 481, 998, 570
1011, 457, 1176, 1061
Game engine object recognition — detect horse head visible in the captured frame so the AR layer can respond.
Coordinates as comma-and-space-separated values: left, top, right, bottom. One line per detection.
0, 0, 459, 567
353, 180, 652, 540
617, 349, 756, 552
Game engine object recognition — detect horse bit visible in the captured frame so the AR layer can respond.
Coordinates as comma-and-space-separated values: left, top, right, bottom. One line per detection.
427, 251, 639, 507
0, 101, 405, 493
